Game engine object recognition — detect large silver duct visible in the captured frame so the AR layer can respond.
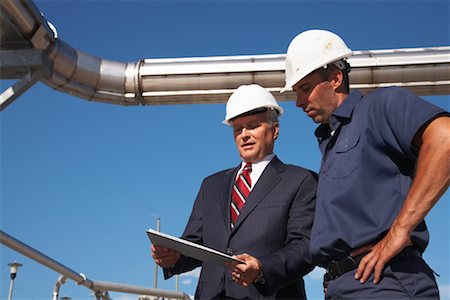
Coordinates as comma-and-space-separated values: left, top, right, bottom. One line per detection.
1, 0, 450, 111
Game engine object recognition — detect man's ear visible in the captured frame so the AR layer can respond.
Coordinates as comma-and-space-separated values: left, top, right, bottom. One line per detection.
330, 69, 344, 91
273, 122, 280, 140
330, 69, 346, 93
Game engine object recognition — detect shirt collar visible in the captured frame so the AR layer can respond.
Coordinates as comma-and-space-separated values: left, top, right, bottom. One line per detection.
240, 153, 275, 168
332, 89, 363, 120
315, 90, 363, 139
238, 154, 275, 188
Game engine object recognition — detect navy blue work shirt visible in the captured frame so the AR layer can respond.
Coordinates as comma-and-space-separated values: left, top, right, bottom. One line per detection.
310, 87, 449, 267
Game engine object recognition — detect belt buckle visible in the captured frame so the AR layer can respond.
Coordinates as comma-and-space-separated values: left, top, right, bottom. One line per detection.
327, 260, 340, 280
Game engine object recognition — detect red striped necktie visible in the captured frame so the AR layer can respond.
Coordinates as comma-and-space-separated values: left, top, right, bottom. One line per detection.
230, 163, 252, 228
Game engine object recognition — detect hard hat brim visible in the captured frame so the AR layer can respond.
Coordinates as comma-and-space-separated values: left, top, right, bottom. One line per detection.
281, 50, 353, 94
223, 105, 284, 126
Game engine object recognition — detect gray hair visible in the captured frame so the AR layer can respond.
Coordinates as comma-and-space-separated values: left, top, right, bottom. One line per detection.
265, 108, 279, 125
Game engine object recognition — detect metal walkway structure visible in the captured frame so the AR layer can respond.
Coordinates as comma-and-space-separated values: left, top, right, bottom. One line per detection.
1, 0, 450, 111
0, 230, 191, 300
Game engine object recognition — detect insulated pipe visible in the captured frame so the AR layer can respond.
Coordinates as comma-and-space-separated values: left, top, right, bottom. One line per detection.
1, 0, 449, 109
42, 39, 139, 105
136, 49, 450, 104
41, 44, 450, 105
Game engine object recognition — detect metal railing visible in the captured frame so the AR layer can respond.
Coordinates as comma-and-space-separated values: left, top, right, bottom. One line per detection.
0, 230, 191, 300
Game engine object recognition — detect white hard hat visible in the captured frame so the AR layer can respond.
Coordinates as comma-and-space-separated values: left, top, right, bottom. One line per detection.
223, 84, 283, 125
281, 29, 352, 93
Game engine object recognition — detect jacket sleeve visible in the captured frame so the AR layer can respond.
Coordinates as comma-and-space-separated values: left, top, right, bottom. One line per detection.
255, 170, 317, 295
163, 180, 206, 279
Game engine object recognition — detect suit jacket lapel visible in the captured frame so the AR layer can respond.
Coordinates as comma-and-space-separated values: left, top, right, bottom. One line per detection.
233, 156, 284, 231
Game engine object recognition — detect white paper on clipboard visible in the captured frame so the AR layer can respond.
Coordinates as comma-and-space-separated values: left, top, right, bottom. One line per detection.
146, 229, 245, 265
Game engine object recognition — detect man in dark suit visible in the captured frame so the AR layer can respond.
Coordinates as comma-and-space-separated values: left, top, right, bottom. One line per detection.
151, 84, 317, 299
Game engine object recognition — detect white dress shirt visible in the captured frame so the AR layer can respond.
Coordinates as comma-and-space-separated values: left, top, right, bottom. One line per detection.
236, 153, 275, 191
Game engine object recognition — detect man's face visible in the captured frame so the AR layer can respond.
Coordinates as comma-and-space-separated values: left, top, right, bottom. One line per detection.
292, 70, 340, 124
231, 112, 279, 163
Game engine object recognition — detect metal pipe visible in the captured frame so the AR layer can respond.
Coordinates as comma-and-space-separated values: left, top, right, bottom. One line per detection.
0, 230, 191, 299
92, 280, 190, 300
8, 276, 15, 300
44, 46, 450, 105
1, 0, 449, 108
52, 275, 68, 300
0, 230, 93, 288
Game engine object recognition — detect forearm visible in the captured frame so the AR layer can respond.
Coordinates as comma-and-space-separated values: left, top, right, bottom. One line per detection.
393, 117, 450, 237
355, 117, 450, 284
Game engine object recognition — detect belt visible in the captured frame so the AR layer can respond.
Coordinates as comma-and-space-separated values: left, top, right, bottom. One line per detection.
324, 252, 366, 282
324, 246, 421, 282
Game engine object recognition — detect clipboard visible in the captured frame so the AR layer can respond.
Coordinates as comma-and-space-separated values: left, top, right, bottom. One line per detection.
146, 229, 245, 265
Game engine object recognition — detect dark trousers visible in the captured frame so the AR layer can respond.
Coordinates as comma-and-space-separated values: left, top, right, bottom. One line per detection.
211, 290, 250, 300
325, 255, 439, 299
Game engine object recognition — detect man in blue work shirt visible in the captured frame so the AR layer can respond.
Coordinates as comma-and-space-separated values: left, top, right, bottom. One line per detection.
282, 29, 450, 299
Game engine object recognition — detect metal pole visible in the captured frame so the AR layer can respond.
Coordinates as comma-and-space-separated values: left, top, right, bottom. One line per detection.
153, 217, 161, 289
175, 274, 179, 291
8, 277, 15, 300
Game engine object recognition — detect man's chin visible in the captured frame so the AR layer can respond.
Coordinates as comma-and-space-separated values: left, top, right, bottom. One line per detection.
311, 116, 328, 124
310, 117, 322, 124
240, 154, 257, 163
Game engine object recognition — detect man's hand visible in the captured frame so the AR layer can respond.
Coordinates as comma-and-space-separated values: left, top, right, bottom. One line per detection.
151, 244, 181, 268
355, 116, 450, 285
353, 226, 412, 284
229, 253, 262, 287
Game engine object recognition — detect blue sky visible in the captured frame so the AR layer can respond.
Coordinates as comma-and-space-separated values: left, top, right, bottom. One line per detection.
1, 1, 449, 299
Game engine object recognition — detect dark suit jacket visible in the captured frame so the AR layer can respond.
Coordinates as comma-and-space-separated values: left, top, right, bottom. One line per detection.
165, 156, 317, 299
